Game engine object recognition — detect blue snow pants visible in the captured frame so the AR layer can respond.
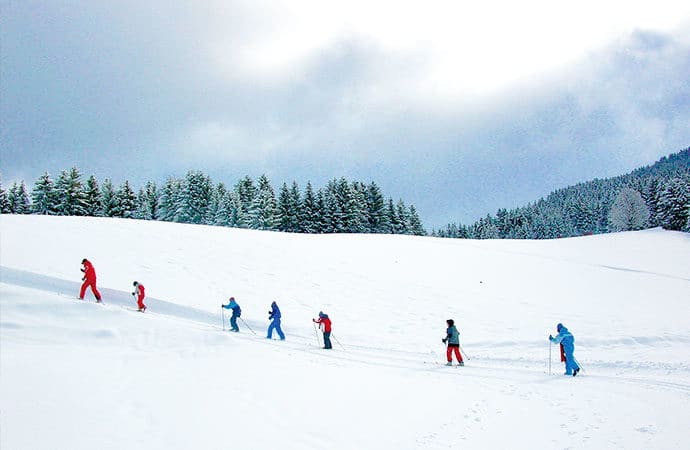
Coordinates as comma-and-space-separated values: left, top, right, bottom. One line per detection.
267, 319, 285, 340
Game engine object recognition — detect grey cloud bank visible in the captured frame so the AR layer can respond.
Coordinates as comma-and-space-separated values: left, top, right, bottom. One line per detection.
2, 1, 689, 228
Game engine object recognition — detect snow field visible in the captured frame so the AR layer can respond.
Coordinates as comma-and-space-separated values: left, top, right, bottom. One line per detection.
1, 214, 690, 449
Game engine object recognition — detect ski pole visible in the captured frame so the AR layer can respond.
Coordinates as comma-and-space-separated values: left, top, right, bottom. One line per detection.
458, 343, 471, 361
312, 322, 321, 347
331, 333, 346, 351
222, 307, 225, 331
239, 317, 257, 335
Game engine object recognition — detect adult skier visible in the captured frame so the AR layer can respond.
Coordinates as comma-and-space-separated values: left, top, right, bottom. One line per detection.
313, 311, 332, 349
549, 323, 580, 376
79, 258, 102, 302
222, 296, 241, 332
266, 301, 285, 340
442, 319, 464, 366
132, 281, 146, 312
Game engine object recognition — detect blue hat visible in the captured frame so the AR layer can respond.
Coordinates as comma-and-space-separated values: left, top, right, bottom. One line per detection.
557, 323, 563, 332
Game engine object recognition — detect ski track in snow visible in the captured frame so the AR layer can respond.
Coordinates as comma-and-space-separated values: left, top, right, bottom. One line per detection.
3, 266, 689, 398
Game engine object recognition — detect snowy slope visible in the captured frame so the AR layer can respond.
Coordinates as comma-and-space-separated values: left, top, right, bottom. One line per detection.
1, 214, 689, 449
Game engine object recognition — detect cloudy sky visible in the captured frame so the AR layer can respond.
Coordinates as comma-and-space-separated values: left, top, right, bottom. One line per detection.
2, 0, 689, 228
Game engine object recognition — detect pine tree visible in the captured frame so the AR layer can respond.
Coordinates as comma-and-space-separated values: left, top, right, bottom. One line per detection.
608, 188, 649, 231
366, 181, 389, 233
54, 168, 88, 216
9, 181, 31, 214
657, 177, 690, 231
408, 205, 425, 235
301, 181, 319, 233
234, 176, 257, 228
31, 172, 57, 215
277, 183, 293, 232
177, 170, 212, 224
83, 175, 103, 217
250, 174, 277, 230
159, 178, 181, 222
0, 179, 9, 213
346, 181, 368, 233
100, 178, 119, 217
396, 199, 410, 234
114, 180, 137, 218
386, 198, 398, 234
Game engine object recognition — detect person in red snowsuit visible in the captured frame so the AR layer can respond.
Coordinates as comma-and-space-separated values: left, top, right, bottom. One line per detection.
79, 258, 102, 302
132, 281, 146, 312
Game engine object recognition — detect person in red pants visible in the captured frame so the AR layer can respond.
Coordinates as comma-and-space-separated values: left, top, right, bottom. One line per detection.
79, 258, 102, 302
442, 319, 464, 366
132, 281, 146, 312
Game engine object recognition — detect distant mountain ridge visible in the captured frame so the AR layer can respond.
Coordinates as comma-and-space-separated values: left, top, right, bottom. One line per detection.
434, 147, 690, 239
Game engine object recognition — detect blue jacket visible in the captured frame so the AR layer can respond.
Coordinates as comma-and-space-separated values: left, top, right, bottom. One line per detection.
445, 325, 460, 345
269, 302, 281, 320
549, 324, 575, 354
222, 299, 241, 316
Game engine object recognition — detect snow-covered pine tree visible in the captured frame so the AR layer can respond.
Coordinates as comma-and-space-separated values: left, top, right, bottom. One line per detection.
9, 181, 31, 214
54, 168, 88, 216
345, 181, 368, 233
177, 170, 212, 224
608, 187, 649, 231
366, 181, 389, 233
408, 205, 425, 236
83, 175, 103, 217
656, 176, 690, 231
386, 198, 398, 234
31, 172, 57, 215
100, 178, 119, 217
158, 177, 181, 222
250, 174, 277, 230
289, 181, 302, 232
114, 180, 137, 218
277, 183, 293, 232
0, 179, 9, 213
301, 181, 319, 233
234, 176, 257, 228
396, 199, 410, 234
207, 182, 230, 226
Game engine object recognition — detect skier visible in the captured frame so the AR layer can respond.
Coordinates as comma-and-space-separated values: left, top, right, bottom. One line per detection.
313, 311, 332, 349
132, 281, 146, 312
266, 301, 285, 340
442, 319, 464, 366
221, 296, 241, 332
79, 258, 102, 302
549, 323, 580, 376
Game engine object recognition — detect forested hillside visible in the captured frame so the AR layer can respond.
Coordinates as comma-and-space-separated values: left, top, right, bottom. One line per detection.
433, 148, 690, 239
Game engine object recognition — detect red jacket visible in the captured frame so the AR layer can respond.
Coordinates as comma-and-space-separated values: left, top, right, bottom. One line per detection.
315, 316, 332, 332
136, 284, 145, 301
82, 260, 97, 283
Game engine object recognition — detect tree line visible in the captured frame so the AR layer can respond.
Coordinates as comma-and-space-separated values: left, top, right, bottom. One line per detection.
432, 148, 690, 239
0, 170, 426, 236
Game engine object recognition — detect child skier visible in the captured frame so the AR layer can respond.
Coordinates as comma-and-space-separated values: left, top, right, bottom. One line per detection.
313, 311, 332, 349
222, 297, 241, 332
267, 301, 285, 340
549, 323, 580, 376
442, 319, 464, 366
79, 258, 102, 302
132, 281, 146, 312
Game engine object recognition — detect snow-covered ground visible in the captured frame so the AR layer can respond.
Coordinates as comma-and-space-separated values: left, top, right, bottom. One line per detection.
1, 214, 689, 449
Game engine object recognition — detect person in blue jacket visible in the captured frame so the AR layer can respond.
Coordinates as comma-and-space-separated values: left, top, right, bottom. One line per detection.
267, 301, 285, 340
221, 297, 241, 332
549, 323, 580, 376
